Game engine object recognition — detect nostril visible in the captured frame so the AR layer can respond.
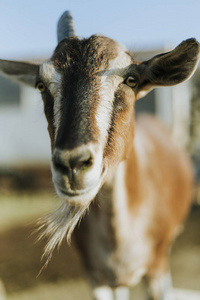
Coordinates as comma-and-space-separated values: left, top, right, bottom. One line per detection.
72, 156, 93, 175
54, 160, 69, 175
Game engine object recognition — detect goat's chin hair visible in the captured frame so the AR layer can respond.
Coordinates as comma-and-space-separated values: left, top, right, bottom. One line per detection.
36, 201, 89, 273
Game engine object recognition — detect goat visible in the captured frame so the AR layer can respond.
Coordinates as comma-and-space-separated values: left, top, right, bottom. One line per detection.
0, 11, 199, 300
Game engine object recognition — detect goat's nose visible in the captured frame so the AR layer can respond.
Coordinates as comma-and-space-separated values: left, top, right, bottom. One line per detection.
52, 147, 94, 176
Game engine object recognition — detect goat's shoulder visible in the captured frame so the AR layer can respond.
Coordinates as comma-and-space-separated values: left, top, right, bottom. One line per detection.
134, 113, 190, 169
133, 113, 193, 220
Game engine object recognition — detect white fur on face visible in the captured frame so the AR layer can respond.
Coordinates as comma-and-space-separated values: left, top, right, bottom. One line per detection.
39, 61, 62, 137
96, 45, 132, 145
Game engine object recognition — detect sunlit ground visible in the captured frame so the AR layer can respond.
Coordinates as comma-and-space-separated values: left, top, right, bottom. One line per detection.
0, 192, 200, 300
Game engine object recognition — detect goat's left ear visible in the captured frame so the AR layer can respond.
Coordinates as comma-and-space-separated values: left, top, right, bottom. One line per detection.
136, 38, 200, 99
0, 59, 39, 87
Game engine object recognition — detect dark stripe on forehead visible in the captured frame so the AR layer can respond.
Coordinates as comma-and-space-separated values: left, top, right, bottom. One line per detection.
52, 35, 120, 150
55, 75, 96, 149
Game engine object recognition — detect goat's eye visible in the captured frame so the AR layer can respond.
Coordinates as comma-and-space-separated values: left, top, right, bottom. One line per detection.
125, 76, 137, 88
36, 82, 46, 93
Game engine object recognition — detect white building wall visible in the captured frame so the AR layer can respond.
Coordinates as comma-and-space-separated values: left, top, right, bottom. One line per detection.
0, 86, 51, 167
171, 81, 191, 149
155, 87, 173, 127
156, 82, 191, 150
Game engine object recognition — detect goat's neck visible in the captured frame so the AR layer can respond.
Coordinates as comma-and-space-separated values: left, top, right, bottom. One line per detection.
97, 145, 141, 241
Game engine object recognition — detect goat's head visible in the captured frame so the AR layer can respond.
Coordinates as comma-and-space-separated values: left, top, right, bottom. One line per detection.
0, 11, 199, 257
40, 33, 138, 207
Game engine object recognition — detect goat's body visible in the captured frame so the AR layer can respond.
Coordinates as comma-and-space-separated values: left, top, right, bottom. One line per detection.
75, 114, 193, 295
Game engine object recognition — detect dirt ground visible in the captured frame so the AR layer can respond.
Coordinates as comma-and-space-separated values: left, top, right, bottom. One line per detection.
0, 193, 200, 300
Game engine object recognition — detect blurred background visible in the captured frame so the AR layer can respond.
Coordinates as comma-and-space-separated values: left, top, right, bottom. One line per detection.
0, 0, 200, 299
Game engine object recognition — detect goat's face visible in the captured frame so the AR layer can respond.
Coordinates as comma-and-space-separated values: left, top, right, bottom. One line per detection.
38, 36, 136, 205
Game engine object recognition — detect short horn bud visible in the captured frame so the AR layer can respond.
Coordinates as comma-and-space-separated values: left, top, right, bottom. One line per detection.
57, 11, 76, 43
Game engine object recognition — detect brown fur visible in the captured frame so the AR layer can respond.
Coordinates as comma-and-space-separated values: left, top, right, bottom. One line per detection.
74, 114, 193, 291
40, 36, 197, 299
49, 36, 121, 150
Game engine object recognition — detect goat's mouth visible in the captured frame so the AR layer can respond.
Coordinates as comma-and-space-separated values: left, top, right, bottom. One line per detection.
53, 166, 107, 206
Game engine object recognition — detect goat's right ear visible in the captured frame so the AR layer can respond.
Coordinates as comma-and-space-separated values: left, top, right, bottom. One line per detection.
136, 38, 200, 99
0, 59, 39, 87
